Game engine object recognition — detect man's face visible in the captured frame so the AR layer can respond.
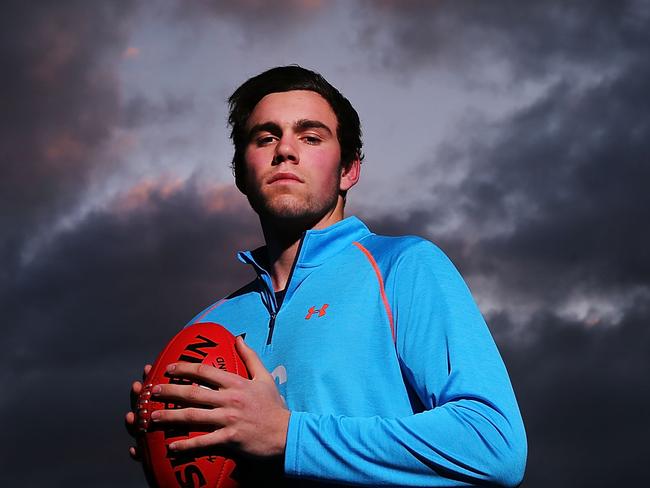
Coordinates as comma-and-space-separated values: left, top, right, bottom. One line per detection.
241, 90, 354, 226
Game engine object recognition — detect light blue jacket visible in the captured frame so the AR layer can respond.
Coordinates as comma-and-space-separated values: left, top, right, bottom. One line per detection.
189, 216, 527, 487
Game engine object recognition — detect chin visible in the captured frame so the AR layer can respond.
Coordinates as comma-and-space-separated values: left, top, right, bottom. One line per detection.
263, 204, 319, 222
246, 187, 339, 227
250, 193, 295, 215
251, 197, 321, 224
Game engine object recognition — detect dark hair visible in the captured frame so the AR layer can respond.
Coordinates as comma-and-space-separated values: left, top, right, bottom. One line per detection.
227, 65, 364, 187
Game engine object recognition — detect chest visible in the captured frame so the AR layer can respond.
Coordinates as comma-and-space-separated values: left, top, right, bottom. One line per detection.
210, 261, 410, 415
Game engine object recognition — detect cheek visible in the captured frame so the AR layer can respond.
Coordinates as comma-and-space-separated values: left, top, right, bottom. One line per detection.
244, 146, 261, 166
310, 144, 341, 170
313, 164, 343, 194
243, 148, 269, 177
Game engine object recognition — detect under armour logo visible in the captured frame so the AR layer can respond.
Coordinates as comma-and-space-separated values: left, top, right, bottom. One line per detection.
305, 304, 329, 320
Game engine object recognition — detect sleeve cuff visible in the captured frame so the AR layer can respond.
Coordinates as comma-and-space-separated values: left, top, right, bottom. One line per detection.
284, 410, 303, 476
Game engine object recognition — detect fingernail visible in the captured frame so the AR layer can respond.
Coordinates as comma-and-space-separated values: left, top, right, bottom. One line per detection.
151, 411, 160, 421
152, 385, 161, 395
166, 364, 176, 373
169, 442, 178, 451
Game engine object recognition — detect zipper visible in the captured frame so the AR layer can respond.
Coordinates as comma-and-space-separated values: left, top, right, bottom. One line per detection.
264, 233, 306, 345
266, 312, 277, 345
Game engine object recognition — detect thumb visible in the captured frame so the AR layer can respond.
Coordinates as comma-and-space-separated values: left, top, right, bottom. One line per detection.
235, 336, 269, 380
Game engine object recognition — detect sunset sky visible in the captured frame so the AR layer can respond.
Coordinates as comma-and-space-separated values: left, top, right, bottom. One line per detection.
2, 1, 649, 486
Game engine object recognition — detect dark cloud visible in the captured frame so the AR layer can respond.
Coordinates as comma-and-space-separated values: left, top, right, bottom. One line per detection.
191, 0, 324, 15
358, 0, 650, 83
448, 59, 649, 305
0, 0, 135, 269
494, 299, 650, 487
0, 183, 260, 485
366, 0, 650, 307
162, 0, 326, 40
122, 94, 196, 128
176, 0, 325, 19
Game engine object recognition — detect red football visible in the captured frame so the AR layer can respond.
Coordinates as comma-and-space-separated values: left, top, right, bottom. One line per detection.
135, 322, 248, 488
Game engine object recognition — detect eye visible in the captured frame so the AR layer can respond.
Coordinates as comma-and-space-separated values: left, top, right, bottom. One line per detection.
302, 135, 322, 145
256, 135, 277, 146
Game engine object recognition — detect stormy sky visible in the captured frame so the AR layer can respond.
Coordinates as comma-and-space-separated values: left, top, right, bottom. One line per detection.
2, 1, 648, 486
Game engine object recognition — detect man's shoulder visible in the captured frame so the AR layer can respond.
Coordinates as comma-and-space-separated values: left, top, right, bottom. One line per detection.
353, 230, 461, 281
357, 231, 445, 261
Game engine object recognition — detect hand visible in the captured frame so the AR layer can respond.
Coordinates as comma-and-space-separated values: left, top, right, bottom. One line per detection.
149, 336, 290, 459
124, 363, 152, 460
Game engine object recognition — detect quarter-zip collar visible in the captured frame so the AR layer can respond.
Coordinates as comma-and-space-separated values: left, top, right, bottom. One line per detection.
237, 216, 371, 345
237, 216, 371, 304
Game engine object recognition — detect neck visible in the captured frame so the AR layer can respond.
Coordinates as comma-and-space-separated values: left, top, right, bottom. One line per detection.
260, 199, 345, 292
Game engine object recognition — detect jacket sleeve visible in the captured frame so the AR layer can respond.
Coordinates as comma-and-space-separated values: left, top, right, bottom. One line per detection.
284, 240, 527, 486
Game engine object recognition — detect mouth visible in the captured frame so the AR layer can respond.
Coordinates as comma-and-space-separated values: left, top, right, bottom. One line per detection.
267, 172, 304, 184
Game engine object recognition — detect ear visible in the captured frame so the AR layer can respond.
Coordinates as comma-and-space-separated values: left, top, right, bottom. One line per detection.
339, 155, 361, 192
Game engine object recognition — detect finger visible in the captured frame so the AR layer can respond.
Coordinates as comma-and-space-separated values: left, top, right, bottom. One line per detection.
130, 380, 143, 410
125, 411, 135, 435
168, 429, 232, 452
152, 382, 222, 407
235, 336, 269, 380
166, 362, 247, 389
125, 411, 136, 426
125, 411, 142, 438
143, 364, 152, 381
151, 406, 227, 427
129, 445, 141, 461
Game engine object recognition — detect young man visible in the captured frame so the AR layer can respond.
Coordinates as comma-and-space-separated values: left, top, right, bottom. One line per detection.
126, 65, 527, 486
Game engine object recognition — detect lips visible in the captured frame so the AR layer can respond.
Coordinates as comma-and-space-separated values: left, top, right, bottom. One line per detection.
267, 172, 303, 184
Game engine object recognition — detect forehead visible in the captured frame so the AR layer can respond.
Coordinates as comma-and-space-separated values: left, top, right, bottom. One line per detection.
247, 90, 338, 130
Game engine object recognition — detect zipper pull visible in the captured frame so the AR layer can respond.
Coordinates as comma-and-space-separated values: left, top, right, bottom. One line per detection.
266, 312, 277, 345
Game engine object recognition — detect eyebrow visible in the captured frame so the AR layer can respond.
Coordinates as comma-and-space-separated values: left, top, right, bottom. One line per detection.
247, 119, 334, 140
294, 119, 333, 136
247, 122, 281, 140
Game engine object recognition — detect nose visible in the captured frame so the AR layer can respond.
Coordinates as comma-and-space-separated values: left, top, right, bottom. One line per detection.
272, 136, 299, 165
